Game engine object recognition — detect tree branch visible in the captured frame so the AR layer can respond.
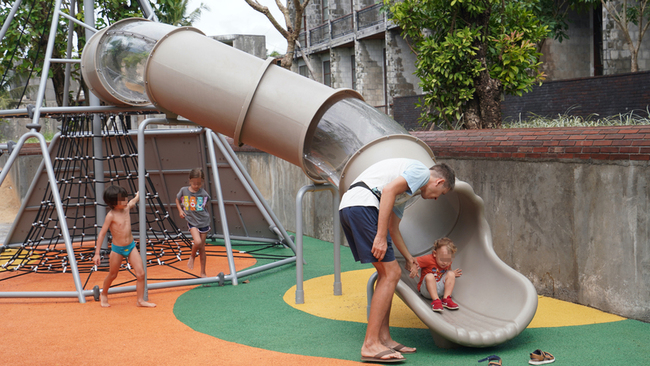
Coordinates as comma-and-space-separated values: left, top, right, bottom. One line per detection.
243, 0, 290, 39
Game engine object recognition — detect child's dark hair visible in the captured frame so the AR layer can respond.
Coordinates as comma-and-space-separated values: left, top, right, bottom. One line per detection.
433, 237, 457, 255
103, 185, 128, 209
189, 167, 204, 180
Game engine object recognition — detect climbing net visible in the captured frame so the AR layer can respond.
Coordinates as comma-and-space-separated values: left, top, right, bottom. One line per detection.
0, 115, 197, 286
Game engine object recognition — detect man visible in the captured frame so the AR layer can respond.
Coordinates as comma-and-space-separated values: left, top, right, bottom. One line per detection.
339, 158, 455, 363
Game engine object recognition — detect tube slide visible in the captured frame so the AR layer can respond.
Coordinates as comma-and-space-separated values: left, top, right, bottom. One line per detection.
80, 18, 537, 347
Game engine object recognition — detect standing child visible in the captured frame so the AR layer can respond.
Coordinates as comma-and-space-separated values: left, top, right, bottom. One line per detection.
416, 237, 462, 312
176, 168, 211, 278
93, 185, 156, 308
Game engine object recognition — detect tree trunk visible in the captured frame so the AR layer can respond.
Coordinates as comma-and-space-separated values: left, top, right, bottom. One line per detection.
629, 44, 639, 72
463, 99, 482, 129
468, 9, 503, 129
281, 35, 296, 69
475, 65, 503, 129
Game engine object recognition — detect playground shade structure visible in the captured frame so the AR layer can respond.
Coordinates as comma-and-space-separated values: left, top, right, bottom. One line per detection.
80, 18, 538, 348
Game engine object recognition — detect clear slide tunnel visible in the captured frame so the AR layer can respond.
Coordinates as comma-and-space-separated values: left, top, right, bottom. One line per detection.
81, 19, 537, 347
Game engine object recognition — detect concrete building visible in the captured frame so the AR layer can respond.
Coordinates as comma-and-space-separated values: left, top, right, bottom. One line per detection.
211, 34, 267, 60
291, 0, 419, 115
291, 1, 650, 117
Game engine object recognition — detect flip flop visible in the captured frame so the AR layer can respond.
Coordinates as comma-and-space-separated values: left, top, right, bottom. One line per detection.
392, 343, 417, 354
361, 349, 406, 363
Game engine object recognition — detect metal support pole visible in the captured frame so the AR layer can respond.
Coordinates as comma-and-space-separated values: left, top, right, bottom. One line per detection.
83, 0, 106, 252
62, 0, 76, 107
295, 183, 341, 304
0, 0, 23, 43
138, 118, 169, 300
0, 105, 159, 118
31, 0, 63, 125
205, 129, 238, 285
0, 131, 86, 302
136, 0, 158, 21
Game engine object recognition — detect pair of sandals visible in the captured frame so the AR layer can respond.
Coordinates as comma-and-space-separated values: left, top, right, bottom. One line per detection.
479, 350, 555, 365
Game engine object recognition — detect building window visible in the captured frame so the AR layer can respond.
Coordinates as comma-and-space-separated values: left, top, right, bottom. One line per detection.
299, 65, 309, 78
351, 55, 356, 90
322, 0, 329, 22
323, 60, 331, 86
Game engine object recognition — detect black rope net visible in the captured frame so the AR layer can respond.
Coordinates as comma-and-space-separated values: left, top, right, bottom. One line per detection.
0, 114, 295, 290
0, 115, 199, 286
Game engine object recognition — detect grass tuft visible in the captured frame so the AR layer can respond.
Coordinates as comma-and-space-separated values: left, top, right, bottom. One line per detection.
502, 107, 650, 129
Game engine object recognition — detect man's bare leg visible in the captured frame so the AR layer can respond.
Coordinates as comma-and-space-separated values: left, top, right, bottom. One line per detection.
376, 261, 416, 353
361, 260, 405, 361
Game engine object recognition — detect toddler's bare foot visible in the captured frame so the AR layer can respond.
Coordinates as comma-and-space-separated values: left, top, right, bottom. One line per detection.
137, 300, 156, 308
187, 257, 194, 270
100, 293, 110, 308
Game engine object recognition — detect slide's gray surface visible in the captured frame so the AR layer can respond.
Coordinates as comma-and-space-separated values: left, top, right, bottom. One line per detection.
80, 18, 537, 347
397, 181, 538, 347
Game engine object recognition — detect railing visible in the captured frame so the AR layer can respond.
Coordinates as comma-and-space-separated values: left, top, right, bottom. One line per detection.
331, 13, 353, 39
357, 3, 384, 30
298, 31, 307, 48
309, 22, 330, 46
299, 3, 387, 52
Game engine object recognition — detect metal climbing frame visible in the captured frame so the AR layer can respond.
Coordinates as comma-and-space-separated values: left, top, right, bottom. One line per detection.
136, 119, 298, 296
0, 0, 297, 302
0, 0, 94, 303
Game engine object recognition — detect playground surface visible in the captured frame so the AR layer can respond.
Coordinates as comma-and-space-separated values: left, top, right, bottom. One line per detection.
1, 174, 647, 365
2, 226, 649, 365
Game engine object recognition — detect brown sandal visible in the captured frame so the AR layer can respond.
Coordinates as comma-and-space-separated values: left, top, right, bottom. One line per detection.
478, 355, 502, 366
529, 349, 555, 365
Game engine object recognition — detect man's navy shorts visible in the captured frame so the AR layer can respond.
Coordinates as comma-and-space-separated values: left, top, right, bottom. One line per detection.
339, 206, 396, 263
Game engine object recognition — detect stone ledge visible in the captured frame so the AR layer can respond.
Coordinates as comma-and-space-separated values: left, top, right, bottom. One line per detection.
412, 126, 650, 161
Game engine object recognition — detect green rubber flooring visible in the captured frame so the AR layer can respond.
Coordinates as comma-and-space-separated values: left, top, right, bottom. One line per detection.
174, 236, 649, 365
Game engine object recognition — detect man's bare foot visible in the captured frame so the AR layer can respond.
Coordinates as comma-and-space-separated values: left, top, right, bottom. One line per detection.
187, 256, 194, 270
137, 300, 157, 308
100, 293, 110, 308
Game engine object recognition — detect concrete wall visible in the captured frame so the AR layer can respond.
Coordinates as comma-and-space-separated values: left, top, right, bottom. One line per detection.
4, 126, 649, 322
331, 47, 354, 89
540, 9, 594, 81
0, 152, 43, 202
355, 38, 385, 107
603, 5, 650, 74
0, 117, 58, 143
236, 153, 338, 242
440, 157, 649, 322
385, 29, 422, 115
211, 34, 267, 59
